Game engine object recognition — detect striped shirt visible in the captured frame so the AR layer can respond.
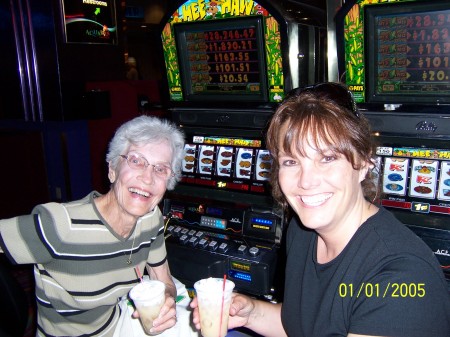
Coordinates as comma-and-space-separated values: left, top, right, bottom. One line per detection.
0, 191, 167, 336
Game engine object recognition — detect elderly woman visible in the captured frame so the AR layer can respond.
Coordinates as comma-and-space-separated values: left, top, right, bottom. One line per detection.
0, 115, 185, 336
191, 82, 450, 336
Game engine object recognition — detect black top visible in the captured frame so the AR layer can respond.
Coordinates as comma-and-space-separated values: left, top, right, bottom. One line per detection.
281, 207, 450, 337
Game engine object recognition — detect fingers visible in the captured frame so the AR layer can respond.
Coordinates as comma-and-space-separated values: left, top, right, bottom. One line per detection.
148, 296, 177, 334
190, 297, 202, 330
158, 296, 176, 317
190, 296, 198, 308
150, 309, 177, 333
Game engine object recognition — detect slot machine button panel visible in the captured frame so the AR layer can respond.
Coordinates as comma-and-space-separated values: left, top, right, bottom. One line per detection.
188, 236, 199, 247
237, 244, 247, 254
218, 242, 229, 253
208, 240, 218, 251
179, 234, 189, 245
249, 246, 260, 257
198, 238, 209, 249
172, 227, 182, 237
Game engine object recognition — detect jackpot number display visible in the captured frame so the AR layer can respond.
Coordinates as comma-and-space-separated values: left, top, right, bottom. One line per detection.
186, 27, 260, 85
376, 10, 450, 90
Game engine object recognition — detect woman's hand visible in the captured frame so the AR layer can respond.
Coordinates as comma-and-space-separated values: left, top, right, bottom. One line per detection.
190, 293, 255, 331
137, 260, 178, 334
133, 295, 177, 334
191, 293, 286, 337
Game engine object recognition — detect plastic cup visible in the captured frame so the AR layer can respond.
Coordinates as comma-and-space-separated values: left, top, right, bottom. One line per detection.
129, 279, 166, 335
194, 277, 235, 337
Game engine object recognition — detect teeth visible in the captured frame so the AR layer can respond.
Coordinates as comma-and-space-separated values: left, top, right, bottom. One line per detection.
129, 188, 150, 198
301, 193, 332, 207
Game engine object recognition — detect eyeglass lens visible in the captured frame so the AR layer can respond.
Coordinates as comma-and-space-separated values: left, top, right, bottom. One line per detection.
121, 154, 172, 178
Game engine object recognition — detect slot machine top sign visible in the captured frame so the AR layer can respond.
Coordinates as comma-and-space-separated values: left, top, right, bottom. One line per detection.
162, 0, 284, 103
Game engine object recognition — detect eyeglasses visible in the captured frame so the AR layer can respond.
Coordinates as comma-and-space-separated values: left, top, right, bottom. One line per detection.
287, 82, 359, 118
120, 153, 173, 180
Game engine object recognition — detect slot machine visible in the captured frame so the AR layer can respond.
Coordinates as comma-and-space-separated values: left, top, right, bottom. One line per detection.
159, 0, 326, 299
333, 0, 450, 289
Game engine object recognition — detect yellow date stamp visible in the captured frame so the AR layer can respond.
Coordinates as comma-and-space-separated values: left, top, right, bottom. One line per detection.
338, 283, 426, 298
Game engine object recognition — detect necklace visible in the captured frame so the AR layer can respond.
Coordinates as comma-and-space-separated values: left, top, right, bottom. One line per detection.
126, 224, 138, 265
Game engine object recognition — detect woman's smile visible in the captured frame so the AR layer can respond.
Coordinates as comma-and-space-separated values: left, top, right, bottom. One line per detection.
300, 192, 333, 207
128, 187, 150, 198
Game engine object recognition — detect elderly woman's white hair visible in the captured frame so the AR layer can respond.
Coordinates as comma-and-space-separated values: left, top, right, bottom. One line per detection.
106, 115, 185, 190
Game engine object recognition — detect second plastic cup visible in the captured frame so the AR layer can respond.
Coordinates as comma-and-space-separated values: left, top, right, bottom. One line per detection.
129, 279, 166, 335
194, 277, 235, 337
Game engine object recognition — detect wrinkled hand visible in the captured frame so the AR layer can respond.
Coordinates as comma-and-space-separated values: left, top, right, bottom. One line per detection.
133, 295, 177, 334
190, 293, 255, 331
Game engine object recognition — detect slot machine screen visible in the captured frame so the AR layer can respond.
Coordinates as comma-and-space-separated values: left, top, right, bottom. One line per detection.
173, 16, 269, 102
374, 141, 450, 271
375, 144, 450, 222
364, 1, 450, 104
180, 134, 272, 195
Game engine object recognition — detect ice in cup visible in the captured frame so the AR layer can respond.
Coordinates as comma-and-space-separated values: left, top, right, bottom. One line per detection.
194, 277, 235, 337
129, 279, 166, 335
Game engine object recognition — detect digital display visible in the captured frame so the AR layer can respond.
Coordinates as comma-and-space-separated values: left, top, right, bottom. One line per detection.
181, 134, 272, 194
200, 215, 227, 230
251, 217, 273, 231
364, 1, 450, 104
188, 27, 261, 93
62, 0, 117, 44
229, 270, 252, 282
174, 16, 269, 102
231, 260, 251, 272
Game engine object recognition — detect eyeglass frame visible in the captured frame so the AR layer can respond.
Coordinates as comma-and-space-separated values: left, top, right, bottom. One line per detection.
285, 82, 360, 118
119, 153, 174, 179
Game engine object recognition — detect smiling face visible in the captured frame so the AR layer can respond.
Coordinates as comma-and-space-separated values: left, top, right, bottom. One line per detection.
108, 140, 173, 221
278, 130, 369, 235
266, 85, 378, 211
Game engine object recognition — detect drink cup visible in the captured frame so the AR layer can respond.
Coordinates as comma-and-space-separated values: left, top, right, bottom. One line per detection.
194, 277, 235, 337
129, 279, 166, 335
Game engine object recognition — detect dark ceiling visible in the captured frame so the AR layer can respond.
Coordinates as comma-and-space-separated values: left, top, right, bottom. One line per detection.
289, 0, 327, 10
